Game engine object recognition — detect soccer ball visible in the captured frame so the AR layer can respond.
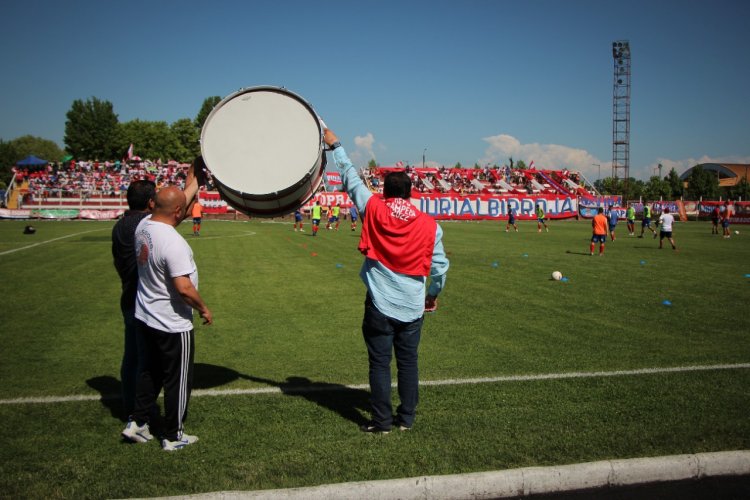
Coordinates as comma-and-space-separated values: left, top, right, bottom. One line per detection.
552, 271, 563, 281
735, 230, 740, 235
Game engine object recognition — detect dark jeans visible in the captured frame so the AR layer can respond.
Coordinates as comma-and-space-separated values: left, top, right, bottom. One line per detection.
362, 295, 423, 429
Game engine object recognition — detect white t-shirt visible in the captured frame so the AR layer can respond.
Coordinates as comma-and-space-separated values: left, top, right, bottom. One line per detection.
658, 213, 675, 232
134, 216, 198, 332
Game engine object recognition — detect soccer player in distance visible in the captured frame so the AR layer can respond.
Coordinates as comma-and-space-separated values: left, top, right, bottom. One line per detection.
590, 206, 609, 256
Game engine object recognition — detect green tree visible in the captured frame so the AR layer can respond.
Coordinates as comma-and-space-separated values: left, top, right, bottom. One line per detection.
454, 162, 462, 169
594, 176, 643, 201
666, 168, 683, 199
64, 97, 119, 159
170, 118, 201, 162
643, 176, 672, 201
727, 177, 750, 201
515, 160, 527, 170
195, 96, 222, 131
684, 165, 720, 200
622, 178, 644, 201
118, 120, 180, 161
0, 139, 20, 184
367, 159, 378, 170
0, 136, 63, 184
8, 135, 64, 163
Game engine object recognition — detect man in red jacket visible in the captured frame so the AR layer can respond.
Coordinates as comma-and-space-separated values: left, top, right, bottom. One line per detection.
325, 129, 449, 433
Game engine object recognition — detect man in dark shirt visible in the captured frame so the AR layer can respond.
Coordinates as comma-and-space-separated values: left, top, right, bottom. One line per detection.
112, 180, 156, 417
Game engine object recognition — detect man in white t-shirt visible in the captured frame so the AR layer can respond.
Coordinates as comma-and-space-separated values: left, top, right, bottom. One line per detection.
122, 185, 213, 451
656, 207, 678, 251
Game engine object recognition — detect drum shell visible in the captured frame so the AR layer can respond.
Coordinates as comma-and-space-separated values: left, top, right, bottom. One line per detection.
200, 86, 325, 217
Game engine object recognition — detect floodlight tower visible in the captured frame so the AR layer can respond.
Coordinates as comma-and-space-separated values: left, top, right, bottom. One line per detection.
612, 40, 631, 186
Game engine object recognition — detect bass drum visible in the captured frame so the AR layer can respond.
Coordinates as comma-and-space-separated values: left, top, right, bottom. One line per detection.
200, 86, 325, 217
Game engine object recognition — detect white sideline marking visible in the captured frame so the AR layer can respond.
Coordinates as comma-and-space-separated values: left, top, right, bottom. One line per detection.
0, 229, 103, 256
186, 231, 256, 241
1, 362, 748, 406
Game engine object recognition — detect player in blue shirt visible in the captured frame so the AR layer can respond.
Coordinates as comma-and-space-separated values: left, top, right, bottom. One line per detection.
505, 205, 518, 232
293, 209, 304, 232
607, 206, 619, 241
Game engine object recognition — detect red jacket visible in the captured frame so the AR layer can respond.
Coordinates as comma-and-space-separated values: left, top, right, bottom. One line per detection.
358, 196, 436, 276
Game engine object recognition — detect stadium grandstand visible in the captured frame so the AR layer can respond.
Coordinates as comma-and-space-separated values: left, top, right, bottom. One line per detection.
4, 159, 600, 212
359, 164, 599, 198
5, 160, 192, 211
679, 163, 750, 188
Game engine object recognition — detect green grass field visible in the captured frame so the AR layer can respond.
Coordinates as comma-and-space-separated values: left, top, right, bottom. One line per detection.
0, 217, 749, 498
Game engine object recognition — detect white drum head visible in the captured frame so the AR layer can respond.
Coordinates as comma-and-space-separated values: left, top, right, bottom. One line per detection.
201, 88, 322, 196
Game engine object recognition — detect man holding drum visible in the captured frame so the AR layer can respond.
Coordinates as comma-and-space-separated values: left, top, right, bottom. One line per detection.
324, 128, 449, 433
122, 164, 213, 451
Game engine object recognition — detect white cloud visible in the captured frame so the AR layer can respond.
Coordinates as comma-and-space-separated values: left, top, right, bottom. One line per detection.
344, 132, 377, 166
480, 134, 605, 181
354, 132, 375, 159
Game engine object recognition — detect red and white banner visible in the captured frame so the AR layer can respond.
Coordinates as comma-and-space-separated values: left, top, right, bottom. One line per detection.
413, 193, 578, 220
198, 191, 228, 214
326, 172, 342, 185
698, 201, 750, 224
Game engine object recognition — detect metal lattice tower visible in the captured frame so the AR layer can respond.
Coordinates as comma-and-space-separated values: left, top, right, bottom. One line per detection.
612, 40, 631, 184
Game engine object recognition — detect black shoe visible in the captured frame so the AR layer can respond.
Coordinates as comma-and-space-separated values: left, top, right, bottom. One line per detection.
360, 422, 391, 434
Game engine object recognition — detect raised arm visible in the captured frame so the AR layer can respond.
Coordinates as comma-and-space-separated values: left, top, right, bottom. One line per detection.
323, 129, 372, 214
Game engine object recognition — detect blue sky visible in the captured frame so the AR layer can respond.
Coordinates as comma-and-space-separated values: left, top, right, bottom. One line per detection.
2, 0, 749, 181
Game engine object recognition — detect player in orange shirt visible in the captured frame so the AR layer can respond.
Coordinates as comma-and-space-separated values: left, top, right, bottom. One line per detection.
590, 206, 609, 256
192, 199, 203, 236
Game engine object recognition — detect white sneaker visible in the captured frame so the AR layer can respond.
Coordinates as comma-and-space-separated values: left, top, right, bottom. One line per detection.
122, 419, 154, 443
162, 433, 199, 451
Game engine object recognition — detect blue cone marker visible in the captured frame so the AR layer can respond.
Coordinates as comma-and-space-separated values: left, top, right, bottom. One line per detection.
335, 263, 343, 268
491, 261, 499, 268
662, 300, 672, 306
640, 260, 646, 265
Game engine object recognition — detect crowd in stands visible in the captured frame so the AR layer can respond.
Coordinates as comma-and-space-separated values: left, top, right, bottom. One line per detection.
362, 164, 594, 197
13, 160, 191, 202
12, 158, 596, 208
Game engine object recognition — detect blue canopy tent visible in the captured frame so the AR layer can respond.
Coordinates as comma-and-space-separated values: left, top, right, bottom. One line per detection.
16, 155, 48, 167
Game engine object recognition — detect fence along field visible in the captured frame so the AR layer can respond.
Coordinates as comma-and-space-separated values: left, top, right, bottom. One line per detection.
0, 218, 748, 498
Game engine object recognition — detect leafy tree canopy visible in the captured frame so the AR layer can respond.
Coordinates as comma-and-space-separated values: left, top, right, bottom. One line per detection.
0, 136, 64, 183
666, 167, 683, 199
118, 120, 182, 161
170, 118, 201, 162
64, 97, 119, 159
685, 165, 720, 200
195, 96, 222, 131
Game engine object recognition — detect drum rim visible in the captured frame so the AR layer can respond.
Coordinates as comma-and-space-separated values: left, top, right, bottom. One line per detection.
200, 85, 323, 159
200, 85, 326, 217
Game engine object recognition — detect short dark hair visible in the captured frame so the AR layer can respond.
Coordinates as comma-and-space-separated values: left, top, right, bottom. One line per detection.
383, 172, 411, 199
126, 180, 156, 210
598, 206, 604, 213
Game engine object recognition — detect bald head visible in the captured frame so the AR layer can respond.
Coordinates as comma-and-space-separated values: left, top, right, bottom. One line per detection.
152, 186, 187, 226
